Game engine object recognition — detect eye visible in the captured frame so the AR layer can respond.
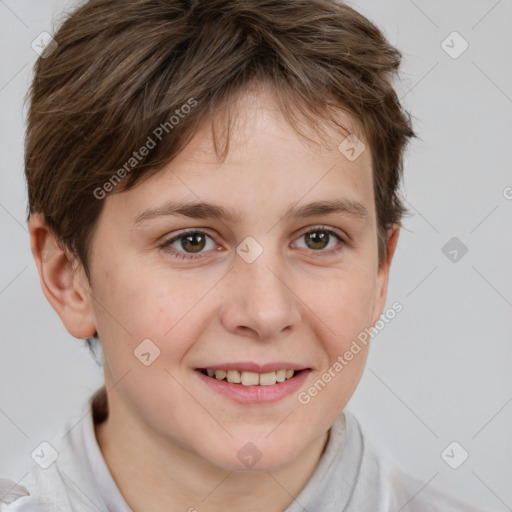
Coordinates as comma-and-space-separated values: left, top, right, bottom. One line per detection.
159, 229, 217, 260
159, 225, 346, 261
292, 226, 345, 256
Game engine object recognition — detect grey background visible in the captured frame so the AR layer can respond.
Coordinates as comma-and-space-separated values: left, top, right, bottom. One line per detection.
1, 0, 511, 510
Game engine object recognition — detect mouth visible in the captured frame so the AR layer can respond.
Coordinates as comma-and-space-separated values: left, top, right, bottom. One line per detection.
194, 366, 311, 404
198, 368, 304, 386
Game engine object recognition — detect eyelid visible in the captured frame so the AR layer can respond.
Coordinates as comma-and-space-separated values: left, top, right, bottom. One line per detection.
162, 225, 345, 245
293, 224, 346, 243
159, 224, 347, 260
159, 228, 218, 253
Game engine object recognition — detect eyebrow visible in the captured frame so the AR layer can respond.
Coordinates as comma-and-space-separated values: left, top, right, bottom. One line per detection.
132, 198, 369, 226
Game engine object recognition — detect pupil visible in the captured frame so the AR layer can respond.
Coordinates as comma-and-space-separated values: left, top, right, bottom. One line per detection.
182, 233, 205, 253
306, 231, 328, 250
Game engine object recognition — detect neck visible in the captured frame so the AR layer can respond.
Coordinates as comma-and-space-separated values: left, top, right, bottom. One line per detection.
93, 388, 330, 512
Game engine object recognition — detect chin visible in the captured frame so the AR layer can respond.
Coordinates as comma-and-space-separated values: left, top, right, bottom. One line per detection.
203, 436, 304, 473
215, 452, 296, 473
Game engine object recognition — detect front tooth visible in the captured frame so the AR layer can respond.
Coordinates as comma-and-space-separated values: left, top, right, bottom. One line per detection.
241, 371, 259, 386
276, 369, 286, 382
226, 370, 241, 383
215, 370, 227, 380
285, 369, 295, 379
259, 372, 277, 385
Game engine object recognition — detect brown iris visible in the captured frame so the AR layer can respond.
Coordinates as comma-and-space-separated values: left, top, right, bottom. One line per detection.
304, 231, 330, 250
180, 232, 206, 253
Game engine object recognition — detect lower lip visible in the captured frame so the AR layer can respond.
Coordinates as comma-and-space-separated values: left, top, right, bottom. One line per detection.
195, 369, 311, 404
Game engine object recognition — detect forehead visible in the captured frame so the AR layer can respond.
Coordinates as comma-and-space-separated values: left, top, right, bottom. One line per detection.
104, 86, 374, 226
187, 85, 368, 166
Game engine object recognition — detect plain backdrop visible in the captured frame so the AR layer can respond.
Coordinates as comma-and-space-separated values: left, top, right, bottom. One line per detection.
1, 0, 511, 510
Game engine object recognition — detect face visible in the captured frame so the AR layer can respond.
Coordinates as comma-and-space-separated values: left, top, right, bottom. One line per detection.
74, 86, 395, 471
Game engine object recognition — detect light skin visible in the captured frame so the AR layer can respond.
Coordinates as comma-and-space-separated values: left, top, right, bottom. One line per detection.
29, 84, 399, 512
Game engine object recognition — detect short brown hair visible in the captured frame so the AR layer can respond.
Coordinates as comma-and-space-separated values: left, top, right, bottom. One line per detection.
25, 0, 415, 284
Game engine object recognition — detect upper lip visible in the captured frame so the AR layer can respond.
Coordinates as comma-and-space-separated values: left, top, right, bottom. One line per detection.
197, 362, 310, 373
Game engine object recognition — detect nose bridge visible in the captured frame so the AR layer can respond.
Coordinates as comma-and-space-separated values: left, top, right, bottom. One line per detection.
220, 236, 301, 340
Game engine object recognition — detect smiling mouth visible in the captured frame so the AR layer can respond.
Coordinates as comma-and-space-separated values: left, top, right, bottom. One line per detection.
198, 368, 305, 386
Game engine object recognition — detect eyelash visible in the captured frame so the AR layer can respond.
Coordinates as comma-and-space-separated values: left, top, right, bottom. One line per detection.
158, 226, 346, 261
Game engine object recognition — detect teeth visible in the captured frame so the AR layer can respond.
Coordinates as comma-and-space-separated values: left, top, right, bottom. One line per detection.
205, 368, 299, 385
241, 371, 260, 386
226, 370, 241, 383
214, 370, 227, 380
259, 372, 277, 386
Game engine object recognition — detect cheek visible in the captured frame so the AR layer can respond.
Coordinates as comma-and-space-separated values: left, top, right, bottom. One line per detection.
90, 268, 213, 436
304, 264, 376, 342
299, 265, 374, 394
89, 261, 212, 384
93, 256, 210, 337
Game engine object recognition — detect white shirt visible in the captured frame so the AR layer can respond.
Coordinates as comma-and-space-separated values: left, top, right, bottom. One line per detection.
0, 388, 492, 511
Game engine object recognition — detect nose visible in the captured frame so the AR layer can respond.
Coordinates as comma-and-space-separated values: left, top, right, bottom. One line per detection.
219, 245, 302, 341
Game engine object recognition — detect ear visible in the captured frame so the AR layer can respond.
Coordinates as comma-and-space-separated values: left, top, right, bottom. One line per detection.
28, 213, 97, 339
370, 226, 400, 326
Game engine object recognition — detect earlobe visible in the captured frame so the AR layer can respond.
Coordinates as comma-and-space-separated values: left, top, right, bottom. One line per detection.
28, 213, 97, 339
370, 226, 400, 326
